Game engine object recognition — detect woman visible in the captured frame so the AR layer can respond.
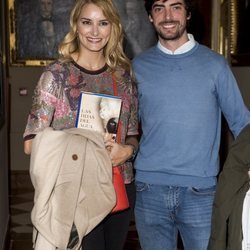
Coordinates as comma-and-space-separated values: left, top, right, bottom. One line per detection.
23, 0, 139, 249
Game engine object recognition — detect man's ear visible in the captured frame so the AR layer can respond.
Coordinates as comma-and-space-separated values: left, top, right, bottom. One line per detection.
187, 12, 191, 20
149, 14, 153, 22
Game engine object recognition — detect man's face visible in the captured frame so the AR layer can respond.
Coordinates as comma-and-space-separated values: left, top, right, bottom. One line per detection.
40, 0, 53, 18
149, 0, 190, 42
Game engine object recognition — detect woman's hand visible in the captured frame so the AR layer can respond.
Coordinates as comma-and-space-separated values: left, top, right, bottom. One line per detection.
24, 139, 33, 155
104, 136, 134, 166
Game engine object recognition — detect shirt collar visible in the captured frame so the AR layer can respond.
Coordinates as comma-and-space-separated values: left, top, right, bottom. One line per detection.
157, 34, 196, 55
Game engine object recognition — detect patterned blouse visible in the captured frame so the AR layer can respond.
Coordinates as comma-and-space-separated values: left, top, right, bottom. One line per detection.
24, 60, 139, 184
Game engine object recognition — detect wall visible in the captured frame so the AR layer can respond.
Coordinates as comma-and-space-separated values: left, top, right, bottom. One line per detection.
232, 67, 250, 108
4, 2, 250, 250
10, 67, 43, 171
221, 67, 250, 151
0, 123, 9, 249
0, 0, 9, 248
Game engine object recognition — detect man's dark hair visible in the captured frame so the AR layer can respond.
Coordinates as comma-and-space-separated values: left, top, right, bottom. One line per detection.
144, 0, 193, 16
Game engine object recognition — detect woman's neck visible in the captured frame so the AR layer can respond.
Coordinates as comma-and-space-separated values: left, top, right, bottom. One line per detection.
72, 51, 106, 71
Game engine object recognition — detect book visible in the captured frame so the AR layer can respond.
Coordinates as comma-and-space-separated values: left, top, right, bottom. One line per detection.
76, 92, 122, 137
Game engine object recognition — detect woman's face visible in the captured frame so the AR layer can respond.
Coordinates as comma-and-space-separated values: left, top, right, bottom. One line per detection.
77, 3, 112, 53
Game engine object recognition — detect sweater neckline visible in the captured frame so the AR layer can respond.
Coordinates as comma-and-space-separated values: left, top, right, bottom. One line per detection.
71, 60, 108, 75
156, 42, 199, 58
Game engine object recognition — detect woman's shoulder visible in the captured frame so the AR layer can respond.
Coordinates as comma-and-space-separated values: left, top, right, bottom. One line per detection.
43, 59, 75, 75
113, 66, 132, 82
37, 59, 73, 90
113, 66, 136, 96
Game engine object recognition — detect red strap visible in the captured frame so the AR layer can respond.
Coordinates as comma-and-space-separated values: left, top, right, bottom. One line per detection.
112, 73, 121, 144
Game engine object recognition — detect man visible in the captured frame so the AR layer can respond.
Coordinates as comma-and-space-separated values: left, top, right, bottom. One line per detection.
132, 0, 250, 249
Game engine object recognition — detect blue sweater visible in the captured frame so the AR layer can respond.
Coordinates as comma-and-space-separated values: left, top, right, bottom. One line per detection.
133, 43, 250, 188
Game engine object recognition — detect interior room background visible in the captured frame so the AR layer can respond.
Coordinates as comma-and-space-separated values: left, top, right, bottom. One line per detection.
1, 0, 250, 249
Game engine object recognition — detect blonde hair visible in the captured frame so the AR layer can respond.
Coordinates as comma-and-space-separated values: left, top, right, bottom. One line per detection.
58, 0, 131, 74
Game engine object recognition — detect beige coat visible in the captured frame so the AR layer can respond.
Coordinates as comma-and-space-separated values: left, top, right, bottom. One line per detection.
30, 127, 116, 249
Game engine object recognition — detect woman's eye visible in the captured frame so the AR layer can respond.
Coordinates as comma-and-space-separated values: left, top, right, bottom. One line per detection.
99, 21, 109, 26
82, 20, 91, 25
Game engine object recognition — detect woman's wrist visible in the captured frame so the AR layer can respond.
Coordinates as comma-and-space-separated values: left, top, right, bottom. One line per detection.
126, 144, 137, 162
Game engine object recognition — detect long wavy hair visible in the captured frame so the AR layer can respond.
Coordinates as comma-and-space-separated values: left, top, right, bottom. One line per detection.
58, 0, 131, 74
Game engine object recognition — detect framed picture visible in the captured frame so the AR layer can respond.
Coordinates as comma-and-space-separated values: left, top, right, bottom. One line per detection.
230, 0, 250, 66
0, 56, 4, 129
8, 0, 156, 66
0, 51, 4, 128
0, 0, 5, 128
8, 0, 74, 66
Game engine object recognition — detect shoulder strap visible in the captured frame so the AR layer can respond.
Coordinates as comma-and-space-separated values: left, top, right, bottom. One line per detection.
112, 73, 121, 144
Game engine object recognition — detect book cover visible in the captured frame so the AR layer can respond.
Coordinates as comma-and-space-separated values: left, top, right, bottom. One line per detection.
76, 92, 122, 136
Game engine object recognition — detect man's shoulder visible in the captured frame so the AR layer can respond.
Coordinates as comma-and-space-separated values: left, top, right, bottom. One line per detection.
198, 44, 225, 60
133, 46, 158, 64
194, 44, 228, 69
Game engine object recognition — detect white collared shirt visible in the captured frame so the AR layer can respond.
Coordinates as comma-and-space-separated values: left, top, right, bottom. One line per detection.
157, 34, 196, 55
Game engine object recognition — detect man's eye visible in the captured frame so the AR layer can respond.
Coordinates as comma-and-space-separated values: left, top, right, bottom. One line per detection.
172, 6, 181, 10
153, 7, 163, 12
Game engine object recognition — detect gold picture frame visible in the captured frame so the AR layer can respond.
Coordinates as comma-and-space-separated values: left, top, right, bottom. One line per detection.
0, 0, 6, 128
8, 0, 73, 66
230, 0, 250, 66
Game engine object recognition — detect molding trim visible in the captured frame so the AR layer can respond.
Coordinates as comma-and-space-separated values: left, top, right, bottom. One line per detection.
1, 215, 10, 250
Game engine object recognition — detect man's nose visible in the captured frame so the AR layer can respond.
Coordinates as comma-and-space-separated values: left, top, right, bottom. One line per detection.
164, 8, 173, 20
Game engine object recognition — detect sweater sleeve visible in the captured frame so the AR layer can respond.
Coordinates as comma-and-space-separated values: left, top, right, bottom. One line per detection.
216, 59, 250, 137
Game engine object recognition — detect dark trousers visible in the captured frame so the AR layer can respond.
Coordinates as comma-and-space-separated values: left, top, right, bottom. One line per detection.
82, 182, 136, 250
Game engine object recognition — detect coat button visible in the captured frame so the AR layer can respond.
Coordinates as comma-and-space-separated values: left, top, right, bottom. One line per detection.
72, 154, 78, 160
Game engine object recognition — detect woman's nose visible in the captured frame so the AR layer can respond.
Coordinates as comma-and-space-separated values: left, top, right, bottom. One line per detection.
91, 24, 99, 36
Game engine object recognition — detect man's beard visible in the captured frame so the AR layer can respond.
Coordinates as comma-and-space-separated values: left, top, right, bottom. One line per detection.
156, 21, 186, 41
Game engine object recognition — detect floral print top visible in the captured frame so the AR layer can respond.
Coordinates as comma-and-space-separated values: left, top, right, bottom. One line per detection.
24, 60, 139, 183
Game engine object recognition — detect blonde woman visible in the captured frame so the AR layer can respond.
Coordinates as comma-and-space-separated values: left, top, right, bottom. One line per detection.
23, 0, 139, 249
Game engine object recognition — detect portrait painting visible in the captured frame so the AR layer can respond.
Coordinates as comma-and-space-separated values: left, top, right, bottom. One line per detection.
113, 0, 157, 59
9, 0, 74, 65
9, 0, 157, 65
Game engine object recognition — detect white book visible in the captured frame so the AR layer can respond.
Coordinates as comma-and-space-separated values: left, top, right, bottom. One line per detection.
76, 92, 122, 137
